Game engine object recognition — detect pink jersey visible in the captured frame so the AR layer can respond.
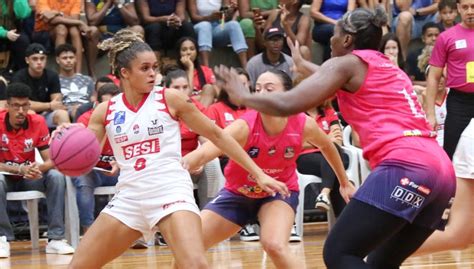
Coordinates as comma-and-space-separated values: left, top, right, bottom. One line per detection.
224, 110, 306, 198
336, 50, 439, 169
430, 24, 474, 93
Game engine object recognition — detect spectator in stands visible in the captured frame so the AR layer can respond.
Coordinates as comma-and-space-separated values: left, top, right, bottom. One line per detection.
357, 0, 389, 10
56, 44, 94, 121
246, 27, 293, 86
11, 43, 70, 127
391, 0, 438, 60
0, 76, 6, 108
187, 0, 248, 67
33, 0, 99, 74
0, 82, 75, 258
379, 32, 405, 70
84, 0, 144, 76
238, 0, 279, 57
437, 0, 457, 32
311, 0, 357, 61
176, 37, 216, 106
296, 99, 349, 217
74, 83, 120, 234
406, 22, 440, 86
136, 0, 195, 63
0, 0, 32, 73
263, 0, 312, 60
74, 76, 115, 121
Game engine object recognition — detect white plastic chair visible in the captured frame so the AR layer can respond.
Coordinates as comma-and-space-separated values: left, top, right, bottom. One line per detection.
4, 149, 80, 248
343, 125, 371, 183
295, 144, 360, 237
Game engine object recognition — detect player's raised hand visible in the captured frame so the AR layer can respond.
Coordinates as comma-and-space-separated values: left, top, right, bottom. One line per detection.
214, 65, 251, 107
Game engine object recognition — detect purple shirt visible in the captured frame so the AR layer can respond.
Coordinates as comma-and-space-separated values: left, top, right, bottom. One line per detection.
430, 24, 474, 93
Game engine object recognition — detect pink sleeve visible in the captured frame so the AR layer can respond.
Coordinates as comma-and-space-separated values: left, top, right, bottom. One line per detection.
203, 66, 216, 84
429, 34, 447, 68
325, 108, 339, 124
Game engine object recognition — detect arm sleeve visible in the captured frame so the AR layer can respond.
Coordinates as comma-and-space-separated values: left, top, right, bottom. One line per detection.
14, 0, 32, 19
429, 34, 447, 68
71, 0, 81, 15
0, 27, 8, 38
36, 0, 51, 13
36, 117, 51, 149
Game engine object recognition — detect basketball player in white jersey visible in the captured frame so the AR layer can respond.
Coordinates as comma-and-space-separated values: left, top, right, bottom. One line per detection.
61, 29, 289, 269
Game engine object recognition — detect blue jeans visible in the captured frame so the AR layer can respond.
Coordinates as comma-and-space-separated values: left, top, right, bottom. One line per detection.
0, 170, 66, 240
193, 20, 248, 53
312, 22, 335, 61
392, 13, 437, 39
73, 171, 118, 227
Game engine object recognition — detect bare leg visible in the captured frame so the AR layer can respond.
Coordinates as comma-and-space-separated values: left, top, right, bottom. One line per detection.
258, 200, 304, 269
200, 209, 241, 249
158, 211, 209, 269
395, 11, 413, 60
53, 24, 68, 47
414, 177, 474, 255
86, 26, 100, 79
237, 51, 247, 68
200, 51, 210, 67
69, 26, 83, 73
68, 213, 142, 269
53, 109, 71, 125
299, 45, 311, 61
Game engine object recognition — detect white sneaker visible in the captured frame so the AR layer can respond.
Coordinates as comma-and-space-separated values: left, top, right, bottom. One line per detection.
0, 236, 10, 258
240, 224, 260, 242
289, 224, 302, 242
315, 193, 331, 211
45, 240, 75, 255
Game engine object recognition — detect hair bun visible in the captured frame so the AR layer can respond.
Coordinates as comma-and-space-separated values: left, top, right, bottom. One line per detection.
370, 6, 388, 28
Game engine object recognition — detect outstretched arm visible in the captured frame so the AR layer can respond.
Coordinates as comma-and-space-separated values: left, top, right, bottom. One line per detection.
166, 89, 289, 197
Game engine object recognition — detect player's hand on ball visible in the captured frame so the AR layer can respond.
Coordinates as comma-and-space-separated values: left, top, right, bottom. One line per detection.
50, 123, 86, 144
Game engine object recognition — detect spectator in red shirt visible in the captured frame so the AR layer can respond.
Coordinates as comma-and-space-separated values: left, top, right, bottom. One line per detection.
0, 82, 74, 258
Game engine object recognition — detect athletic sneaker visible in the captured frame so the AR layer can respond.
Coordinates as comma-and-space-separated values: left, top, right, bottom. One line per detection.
45, 240, 75, 255
131, 239, 149, 249
155, 232, 167, 246
0, 236, 10, 258
315, 193, 331, 211
289, 224, 302, 242
240, 224, 259, 241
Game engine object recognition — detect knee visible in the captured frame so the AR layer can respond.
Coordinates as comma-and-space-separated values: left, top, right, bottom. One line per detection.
260, 238, 287, 258
398, 12, 413, 26
54, 24, 68, 37
195, 21, 212, 33
53, 109, 70, 125
130, 25, 145, 38
225, 20, 240, 31
46, 169, 66, 187
239, 19, 254, 38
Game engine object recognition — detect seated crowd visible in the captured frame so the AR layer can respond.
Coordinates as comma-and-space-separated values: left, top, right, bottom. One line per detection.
0, 0, 466, 259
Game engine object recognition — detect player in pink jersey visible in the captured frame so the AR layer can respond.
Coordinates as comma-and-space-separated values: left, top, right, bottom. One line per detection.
59, 29, 289, 269
183, 70, 351, 268
216, 7, 456, 268
415, 0, 474, 256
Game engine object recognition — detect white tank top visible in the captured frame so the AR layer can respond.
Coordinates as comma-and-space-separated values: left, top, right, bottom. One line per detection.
435, 90, 448, 147
105, 86, 193, 198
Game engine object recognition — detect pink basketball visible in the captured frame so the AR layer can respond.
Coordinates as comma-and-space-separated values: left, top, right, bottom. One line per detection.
50, 125, 100, 177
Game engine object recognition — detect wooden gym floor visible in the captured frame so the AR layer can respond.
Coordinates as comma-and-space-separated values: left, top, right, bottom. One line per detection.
2, 223, 473, 268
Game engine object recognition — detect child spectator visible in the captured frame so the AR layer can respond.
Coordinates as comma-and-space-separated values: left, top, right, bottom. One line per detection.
437, 0, 457, 32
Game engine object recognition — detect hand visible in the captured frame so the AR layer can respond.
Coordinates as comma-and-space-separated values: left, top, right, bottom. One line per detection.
21, 163, 43, 180
180, 55, 194, 69
209, 11, 222, 21
103, 160, 120, 176
254, 173, 290, 198
279, 4, 290, 28
287, 38, 303, 68
213, 65, 251, 107
6, 30, 20, 42
253, 14, 265, 30
49, 99, 67, 111
79, 22, 92, 37
339, 181, 356, 203
189, 165, 203, 175
50, 123, 86, 144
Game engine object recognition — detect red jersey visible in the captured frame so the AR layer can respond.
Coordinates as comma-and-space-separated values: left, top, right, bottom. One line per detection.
0, 111, 50, 173
224, 110, 306, 198
180, 98, 206, 156
336, 50, 440, 169
193, 65, 216, 93
206, 101, 247, 129
77, 109, 114, 169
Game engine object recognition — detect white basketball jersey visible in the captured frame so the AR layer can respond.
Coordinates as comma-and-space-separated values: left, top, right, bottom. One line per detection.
435, 90, 448, 147
105, 86, 193, 198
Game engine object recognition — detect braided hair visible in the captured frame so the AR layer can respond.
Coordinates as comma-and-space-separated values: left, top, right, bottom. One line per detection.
339, 7, 388, 50
98, 29, 153, 77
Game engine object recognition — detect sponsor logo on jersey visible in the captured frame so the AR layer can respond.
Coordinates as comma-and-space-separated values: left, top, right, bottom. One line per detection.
224, 112, 234, 122
114, 111, 126, 125
390, 186, 425, 208
122, 138, 160, 160
268, 146, 276, 156
114, 135, 128, 143
284, 146, 295, 159
148, 125, 163, 136
2, 134, 8, 144
133, 124, 140, 134
151, 119, 159, 125
247, 147, 260, 158
399, 177, 431, 195
115, 126, 122, 134
24, 138, 33, 152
